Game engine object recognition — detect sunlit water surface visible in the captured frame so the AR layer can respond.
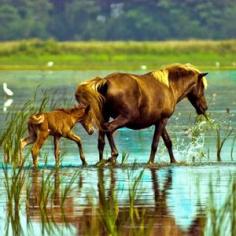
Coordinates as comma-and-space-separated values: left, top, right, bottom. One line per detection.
0, 70, 236, 235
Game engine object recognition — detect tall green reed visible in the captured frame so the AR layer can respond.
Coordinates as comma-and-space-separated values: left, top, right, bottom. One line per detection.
206, 177, 236, 236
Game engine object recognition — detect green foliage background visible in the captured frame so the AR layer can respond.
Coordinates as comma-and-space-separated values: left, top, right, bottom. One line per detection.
0, 0, 235, 41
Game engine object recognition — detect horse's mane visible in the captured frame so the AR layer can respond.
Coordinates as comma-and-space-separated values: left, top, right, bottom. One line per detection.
151, 69, 169, 87
75, 77, 106, 129
152, 63, 207, 89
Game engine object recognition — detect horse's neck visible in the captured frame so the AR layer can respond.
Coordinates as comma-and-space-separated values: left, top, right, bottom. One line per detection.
170, 76, 196, 103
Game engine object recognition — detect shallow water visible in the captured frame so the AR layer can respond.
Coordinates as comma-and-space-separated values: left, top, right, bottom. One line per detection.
0, 70, 236, 235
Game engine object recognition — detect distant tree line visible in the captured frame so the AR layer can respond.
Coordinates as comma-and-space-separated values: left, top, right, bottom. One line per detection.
0, 0, 235, 41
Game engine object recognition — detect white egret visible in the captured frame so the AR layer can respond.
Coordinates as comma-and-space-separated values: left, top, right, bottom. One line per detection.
3, 82, 14, 96
47, 61, 54, 67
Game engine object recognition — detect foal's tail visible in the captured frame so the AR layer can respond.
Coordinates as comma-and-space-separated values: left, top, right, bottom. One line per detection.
29, 114, 45, 124
75, 77, 107, 129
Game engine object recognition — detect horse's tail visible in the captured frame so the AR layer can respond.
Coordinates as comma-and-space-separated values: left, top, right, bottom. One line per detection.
29, 114, 45, 125
75, 77, 107, 129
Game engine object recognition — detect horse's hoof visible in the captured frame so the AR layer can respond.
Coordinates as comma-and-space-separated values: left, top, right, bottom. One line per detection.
82, 161, 88, 167
95, 160, 106, 167
146, 161, 156, 168
106, 157, 116, 166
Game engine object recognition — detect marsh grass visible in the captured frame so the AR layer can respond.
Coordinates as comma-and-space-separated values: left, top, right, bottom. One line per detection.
206, 178, 236, 236
230, 136, 236, 161
3, 159, 26, 236
0, 92, 78, 235
121, 151, 129, 165
82, 168, 153, 236
214, 111, 234, 162
186, 111, 235, 162
0, 93, 49, 166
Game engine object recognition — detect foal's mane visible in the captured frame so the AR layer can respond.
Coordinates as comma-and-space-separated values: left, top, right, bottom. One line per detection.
152, 63, 207, 89
76, 77, 106, 129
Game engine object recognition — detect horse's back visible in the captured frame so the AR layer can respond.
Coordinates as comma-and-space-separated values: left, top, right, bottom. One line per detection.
103, 72, 175, 127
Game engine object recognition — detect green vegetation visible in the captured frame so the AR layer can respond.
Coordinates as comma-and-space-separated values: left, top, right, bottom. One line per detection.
0, 39, 236, 70
205, 178, 236, 236
0, 0, 236, 41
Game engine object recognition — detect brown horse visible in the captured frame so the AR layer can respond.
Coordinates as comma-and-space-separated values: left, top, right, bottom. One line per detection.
20, 104, 94, 167
75, 63, 208, 165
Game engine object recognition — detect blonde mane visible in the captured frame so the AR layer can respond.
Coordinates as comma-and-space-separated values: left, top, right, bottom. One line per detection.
151, 69, 169, 87
76, 77, 106, 129
152, 63, 207, 89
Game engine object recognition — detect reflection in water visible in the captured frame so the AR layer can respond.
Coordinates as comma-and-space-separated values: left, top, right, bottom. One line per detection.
2, 165, 235, 235
3, 98, 13, 113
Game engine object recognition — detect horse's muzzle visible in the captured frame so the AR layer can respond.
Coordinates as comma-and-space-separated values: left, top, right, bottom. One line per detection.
196, 104, 208, 115
87, 127, 95, 135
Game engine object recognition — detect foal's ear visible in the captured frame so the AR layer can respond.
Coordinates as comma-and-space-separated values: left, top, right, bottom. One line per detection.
84, 104, 90, 114
198, 72, 208, 79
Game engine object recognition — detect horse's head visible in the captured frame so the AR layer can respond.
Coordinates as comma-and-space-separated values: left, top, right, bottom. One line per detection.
77, 103, 94, 135
187, 72, 208, 115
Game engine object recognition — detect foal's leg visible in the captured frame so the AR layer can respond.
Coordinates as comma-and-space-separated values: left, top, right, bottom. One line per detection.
106, 132, 118, 164
31, 132, 48, 168
148, 119, 167, 165
53, 136, 61, 166
20, 124, 36, 161
66, 132, 87, 166
162, 128, 176, 163
20, 136, 36, 159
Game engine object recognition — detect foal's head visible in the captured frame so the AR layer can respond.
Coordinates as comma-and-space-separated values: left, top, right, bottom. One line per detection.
76, 104, 94, 135
187, 72, 208, 115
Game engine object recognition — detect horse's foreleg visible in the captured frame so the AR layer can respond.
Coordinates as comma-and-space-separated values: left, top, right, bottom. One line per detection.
148, 119, 167, 165
106, 132, 118, 164
162, 128, 176, 163
98, 130, 105, 161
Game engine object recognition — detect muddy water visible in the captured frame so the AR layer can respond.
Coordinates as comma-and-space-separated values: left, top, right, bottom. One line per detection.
0, 70, 236, 235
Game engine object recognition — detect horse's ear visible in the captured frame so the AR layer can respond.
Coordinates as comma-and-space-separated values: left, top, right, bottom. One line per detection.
198, 73, 208, 89
198, 72, 208, 79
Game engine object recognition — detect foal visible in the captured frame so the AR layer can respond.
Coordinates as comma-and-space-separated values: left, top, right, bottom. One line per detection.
20, 104, 93, 168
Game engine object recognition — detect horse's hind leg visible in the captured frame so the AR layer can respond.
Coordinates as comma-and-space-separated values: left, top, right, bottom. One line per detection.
20, 124, 37, 160
53, 136, 61, 166
162, 128, 176, 163
96, 130, 107, 166
66, 132, 87, 166
104, 115, 130, 133
106, 132, 118, 164
31, 132, 48, 168
20, 136, 36, 165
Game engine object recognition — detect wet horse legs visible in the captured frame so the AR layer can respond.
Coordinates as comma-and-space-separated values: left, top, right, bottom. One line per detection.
54, 136, 61, 166
31, 132, 48, 168
106, 132, 118, 163
98, 130, 105, 161
148, 119, 167, 164
97, 130, 118, 165
162, 128, 176, 163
